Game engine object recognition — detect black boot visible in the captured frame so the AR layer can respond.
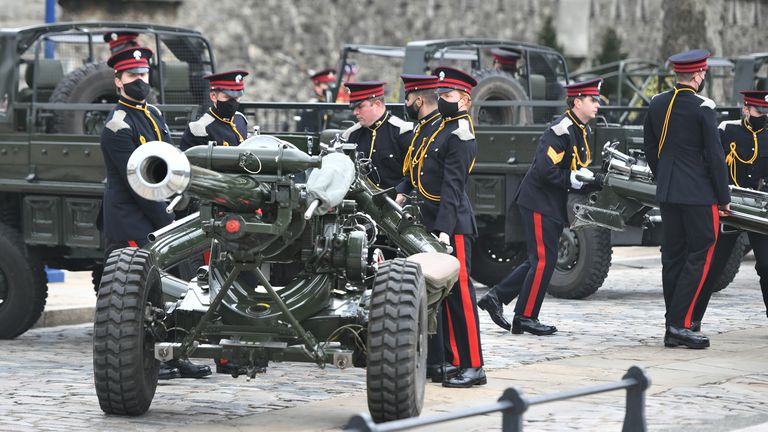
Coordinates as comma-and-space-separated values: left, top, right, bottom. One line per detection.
442, 367, 487, 388
426, 363, 460, 383
511, 315, 557, 335
158, 363, 181, 380
477, 289, 511, 331
690, 321, 701, 332
664, 326, 710, 349
215, 358, 248, 377
166, 358, 212, 378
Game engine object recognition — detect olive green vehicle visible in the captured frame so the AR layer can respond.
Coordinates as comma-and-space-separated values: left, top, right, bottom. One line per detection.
94, 137, 456, 422
0, 22, 215, 338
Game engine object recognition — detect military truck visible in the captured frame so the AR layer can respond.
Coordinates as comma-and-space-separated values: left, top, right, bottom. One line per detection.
0, 22, 215, 339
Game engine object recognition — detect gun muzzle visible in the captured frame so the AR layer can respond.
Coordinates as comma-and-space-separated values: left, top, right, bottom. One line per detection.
127, 141, 191, 201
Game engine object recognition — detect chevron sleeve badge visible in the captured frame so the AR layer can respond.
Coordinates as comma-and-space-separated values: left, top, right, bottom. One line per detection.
547, 146, 564, 164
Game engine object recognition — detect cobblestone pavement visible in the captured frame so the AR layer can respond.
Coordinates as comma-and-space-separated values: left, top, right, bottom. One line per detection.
1, 249, 767, 431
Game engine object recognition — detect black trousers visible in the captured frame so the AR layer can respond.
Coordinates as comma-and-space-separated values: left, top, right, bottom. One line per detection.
694, 230, 768, 321
659, 203, 719, 328
495, 207, 563, 319
426, 234, 483, 369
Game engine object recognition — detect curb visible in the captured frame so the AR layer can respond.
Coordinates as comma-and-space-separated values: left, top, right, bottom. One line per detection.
32, 307, 94, 329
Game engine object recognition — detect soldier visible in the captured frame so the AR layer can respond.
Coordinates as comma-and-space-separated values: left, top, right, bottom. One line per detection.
395, 74, 442, 205
693, 90, 768, 327
310, 67, 336, 102
410, 66, 485, 388
340, 81, 412, 189
103, 31, 139, 55
477, 78, 602, 335
99, 47, 211, 380
491, 47, 521, 76
180, 70, 249, 150
643, 49, 730, 349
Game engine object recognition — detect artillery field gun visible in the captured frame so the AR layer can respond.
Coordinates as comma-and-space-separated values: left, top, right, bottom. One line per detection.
572, 142, 768, 244
92, 135, 459, 423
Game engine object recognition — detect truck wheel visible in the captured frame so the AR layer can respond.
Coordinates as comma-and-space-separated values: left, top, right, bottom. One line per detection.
366, 258, 427, 423
471, 235, 527, 287
49, 62, 125, 135
0, 223, 47, 339
548, 227, 612, 299
711, 233, 748, 293
471, 70, 532, 125
93, 248, 163, 416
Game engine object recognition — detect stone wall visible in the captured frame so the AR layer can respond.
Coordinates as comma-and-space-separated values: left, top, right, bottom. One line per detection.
2, 0, 765, 101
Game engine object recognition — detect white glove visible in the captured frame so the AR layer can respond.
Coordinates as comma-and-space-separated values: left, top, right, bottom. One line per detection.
576, 167, 595, 180
438, 232, 451, 245
570, 171, 584, 190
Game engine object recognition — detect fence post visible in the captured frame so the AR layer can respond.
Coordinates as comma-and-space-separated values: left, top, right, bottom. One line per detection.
498, 387, 528, 432
344, 413, 376, 432
622, 366, 651, 432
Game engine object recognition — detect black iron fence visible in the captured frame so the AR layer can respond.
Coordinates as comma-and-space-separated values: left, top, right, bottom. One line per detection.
345, 365, 651, 432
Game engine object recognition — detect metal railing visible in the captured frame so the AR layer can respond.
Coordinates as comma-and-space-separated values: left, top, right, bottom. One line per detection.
345, 365, 651, 432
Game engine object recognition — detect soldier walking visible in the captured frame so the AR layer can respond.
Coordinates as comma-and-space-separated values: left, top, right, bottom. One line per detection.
693, 90, 768, 327
99, 46, 211, 379
477, 79, 602, 336
180, 70, 249, 150
643, 49, 730, 349
341, 81, 413, 189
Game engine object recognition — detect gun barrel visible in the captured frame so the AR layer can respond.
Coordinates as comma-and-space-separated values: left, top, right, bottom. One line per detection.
184, 135, 321, 174
127, 141, 270, 211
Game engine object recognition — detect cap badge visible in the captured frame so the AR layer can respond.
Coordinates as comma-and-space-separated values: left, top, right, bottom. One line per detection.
438, 71, 445, 80
235, 74, 242, 82
597, 81, 602, 91
764, 95, 768, 103
110, 33, 118, 41
133, 50, 142, 60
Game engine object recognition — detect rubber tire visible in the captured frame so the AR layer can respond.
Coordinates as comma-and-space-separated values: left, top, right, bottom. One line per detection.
93, 248, 162, 416
0, 222, 48, 339
471, 234, 528, 287
470, 69, 532, 126
366, 258, 427, 423
711, 232, 748, 293
49, 62, 119, 135
548, 226, 612, 299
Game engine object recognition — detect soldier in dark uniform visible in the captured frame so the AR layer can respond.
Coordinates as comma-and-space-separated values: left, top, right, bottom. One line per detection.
693, 90, 768, 327
297, 68, 336, 132
477, 79, 602, 335
180, 70, 249, 150
491, 48, 521, 76
99, 47, 211, 380
103, 31, 139, 55
643, 49, 731, 349
409, 67, 485, 388
340, 81, 412, 189
395, 74, 442, 205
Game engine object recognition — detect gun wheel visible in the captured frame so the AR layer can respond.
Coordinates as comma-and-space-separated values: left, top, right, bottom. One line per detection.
548, 226, 613, 299
93, 248, 163, 416
366, 258, 427, 423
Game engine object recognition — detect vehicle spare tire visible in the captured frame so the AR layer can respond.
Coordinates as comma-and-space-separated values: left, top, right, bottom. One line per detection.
49, 62, 118, 135
470, 69, 532, 126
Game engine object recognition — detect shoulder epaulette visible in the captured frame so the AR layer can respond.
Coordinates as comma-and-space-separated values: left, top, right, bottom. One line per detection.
235, 111, 248, 124
189, 113, 215, 137
387, 115, 413, 134
341, 122, 362, 141
146, 103, 162, 117
550, 116, 573, 137
694, 94, 716, 110
451, 118, 474, 141
105, 110, 130, 133
718, 119, 740, 131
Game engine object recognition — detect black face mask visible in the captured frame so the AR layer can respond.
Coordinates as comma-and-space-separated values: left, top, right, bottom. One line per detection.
122, 79, 151, 101
749, 114, 767, 130
215, 98, 239, 119
438, 97, 460, 118
404, 99, 420, 120
696, 77, 706, 93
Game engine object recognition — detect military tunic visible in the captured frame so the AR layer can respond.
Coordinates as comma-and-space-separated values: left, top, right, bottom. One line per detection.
180, 108, 248, 150
397, 109, 442, 196
494, 111, 592, 321
643, 83, 730, 329
100, 97, 174, 244
694, 118, 768, 322
341, 111, 412, 189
